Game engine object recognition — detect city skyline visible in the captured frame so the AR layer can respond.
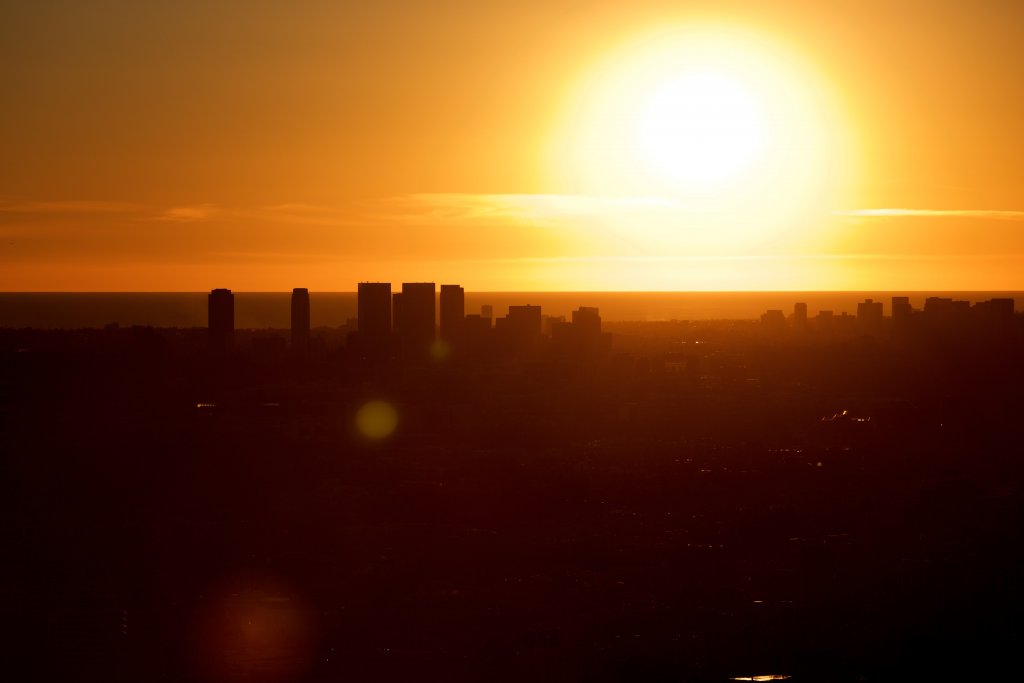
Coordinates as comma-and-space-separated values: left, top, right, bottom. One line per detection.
6, 5, 1024, 679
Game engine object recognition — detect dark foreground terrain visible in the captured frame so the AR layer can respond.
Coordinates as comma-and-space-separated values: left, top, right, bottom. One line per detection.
3, 319, 1024, 681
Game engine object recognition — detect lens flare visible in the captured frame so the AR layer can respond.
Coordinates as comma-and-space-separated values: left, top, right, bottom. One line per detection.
355, 400, 398, 439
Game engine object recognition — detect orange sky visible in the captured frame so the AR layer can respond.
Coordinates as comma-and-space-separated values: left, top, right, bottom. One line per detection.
3, 1, 1024, 291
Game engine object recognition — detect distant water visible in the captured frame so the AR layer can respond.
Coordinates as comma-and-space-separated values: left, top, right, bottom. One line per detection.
0, 292, 1019, 329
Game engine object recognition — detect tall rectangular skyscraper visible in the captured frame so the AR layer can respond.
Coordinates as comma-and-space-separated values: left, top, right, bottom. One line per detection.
357, 282, 392, 343
208, 288, 234, 352
396, 282, 435, 354
291, 288, 310, 351
439, 284, 465, 342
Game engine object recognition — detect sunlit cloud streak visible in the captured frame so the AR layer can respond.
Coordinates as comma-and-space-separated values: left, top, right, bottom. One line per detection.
156, 204, 220, 222
837, 208, 1024, 220
386, 193, 681, 223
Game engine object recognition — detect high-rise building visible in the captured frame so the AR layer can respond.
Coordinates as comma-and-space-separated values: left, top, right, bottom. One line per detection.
439, 284, 465, 342
291, 288, 310, 351
891, 296, 913, 327
503, 305, 542, 339
357, 282, 392, 343
816, 309, 834, 332
572, 306, 602, 336
553, 306, 609, 357
793, 302, 808, 328
395, 282, 435, 354
857, 298, 884, 334
208, 288, 234, 352
481, 305, 493, 325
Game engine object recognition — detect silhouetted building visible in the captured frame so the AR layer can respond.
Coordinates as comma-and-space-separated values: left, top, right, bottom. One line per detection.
924, 296, 970, 316
506, 305, 542, 336
857, 298, 884, 334
208, 288, 234, 352
815, 310, 834, 333
542, 314, 566, 336
291, 288, 310, 351
973, 297, 1015, 333
481, 305, 493, 325
974, 297, 1014, 319
395, 282, 435, 355
496, 305, 542, 348
439, 284, 465, 344
553, 306, 610, 357
357, 282, 392, 343
793, 302, 808, 328
892, 296, 913, 328
761, 309, 785, 332
572, 306, 602, 336
462, 314, 492, 351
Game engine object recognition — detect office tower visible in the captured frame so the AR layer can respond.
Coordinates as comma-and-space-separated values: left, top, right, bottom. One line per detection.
439, 284, 465, 343
481, 305, 493, 325
572, 306, 602, 336
291, 288, 310, 351
793, 302, 808, 328
553, 306, 609, 357
396, 282, 435, 354
857, 298, 884, 333
208, 288, 234, 351
357, 282, 392, 343
502, 304, 542, 341
973, 298, 1014, 318
891, 296, 912, 327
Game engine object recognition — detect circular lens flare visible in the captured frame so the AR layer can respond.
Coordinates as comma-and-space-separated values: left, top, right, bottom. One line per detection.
355, 400, 398, 440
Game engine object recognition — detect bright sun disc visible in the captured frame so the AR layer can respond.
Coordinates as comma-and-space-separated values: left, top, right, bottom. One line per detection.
636, 70, 765, 189
546, 25, 855, 254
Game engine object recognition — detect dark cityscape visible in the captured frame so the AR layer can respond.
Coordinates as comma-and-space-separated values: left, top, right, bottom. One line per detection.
3, 286, 1023, 681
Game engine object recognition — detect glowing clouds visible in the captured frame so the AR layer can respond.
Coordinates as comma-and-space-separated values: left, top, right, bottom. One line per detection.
355, 400, 399, 440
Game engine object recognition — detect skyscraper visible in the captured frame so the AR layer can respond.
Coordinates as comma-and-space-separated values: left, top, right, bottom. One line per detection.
793, 302, 808, 328
857, 298, 884, 334
439, 284, 465, 343
396, 282, 435, 355
504, 305, 542, 339
208, 288, 234, 352
891, 296, 913, 328
571, 306, 601, 336
357, 282, 392, 343
291, 288, 310, 351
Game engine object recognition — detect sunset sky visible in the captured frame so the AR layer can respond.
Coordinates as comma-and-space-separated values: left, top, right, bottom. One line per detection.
3, 1, 1024, 291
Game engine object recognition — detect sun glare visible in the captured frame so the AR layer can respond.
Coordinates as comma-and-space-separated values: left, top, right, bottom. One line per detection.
546, 25, 854, 253
636, 69, 765, 190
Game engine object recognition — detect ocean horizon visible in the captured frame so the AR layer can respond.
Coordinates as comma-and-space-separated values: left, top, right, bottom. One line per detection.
1, 291, 1020, 329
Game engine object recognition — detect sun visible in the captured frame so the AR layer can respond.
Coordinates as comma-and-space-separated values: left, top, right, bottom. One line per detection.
635, 69, 766, 190
545, 24, 855, 252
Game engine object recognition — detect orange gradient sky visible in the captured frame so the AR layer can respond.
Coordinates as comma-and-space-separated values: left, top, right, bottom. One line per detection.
3, 1, 1024, 291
